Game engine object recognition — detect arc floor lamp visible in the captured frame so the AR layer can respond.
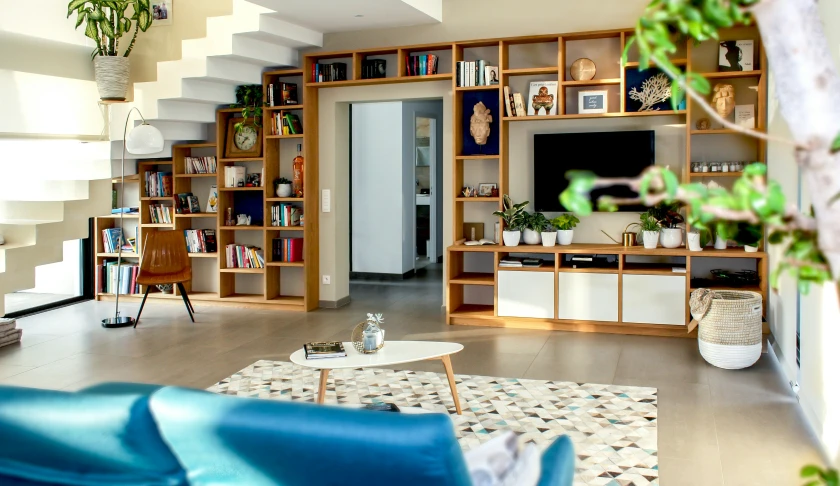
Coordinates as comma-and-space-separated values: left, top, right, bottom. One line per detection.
102, 107, 164, 328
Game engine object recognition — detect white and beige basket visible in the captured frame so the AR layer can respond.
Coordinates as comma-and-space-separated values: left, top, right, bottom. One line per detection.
689, 289, 763, 369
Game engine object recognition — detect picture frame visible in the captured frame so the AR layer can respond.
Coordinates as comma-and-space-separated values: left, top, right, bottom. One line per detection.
151, 1, 173, 27
578, 90, 608, 114
478, 183, 497, 197
224, 118, 263, 159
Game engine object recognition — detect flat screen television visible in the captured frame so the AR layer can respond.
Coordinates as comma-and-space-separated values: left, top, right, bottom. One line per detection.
533, 130, 655, 212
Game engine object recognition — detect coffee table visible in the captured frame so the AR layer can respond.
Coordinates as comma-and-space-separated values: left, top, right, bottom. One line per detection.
290, 341, 465, 414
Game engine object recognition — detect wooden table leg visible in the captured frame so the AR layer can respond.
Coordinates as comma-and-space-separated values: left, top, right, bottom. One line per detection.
440, 355, 463, 415
317, 369, 330, 404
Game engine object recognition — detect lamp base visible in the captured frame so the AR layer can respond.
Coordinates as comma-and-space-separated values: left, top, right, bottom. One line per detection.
102, 316, 135, 328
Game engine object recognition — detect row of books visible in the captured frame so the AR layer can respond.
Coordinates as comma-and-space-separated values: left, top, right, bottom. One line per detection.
175, 192, 202, 214
185, 156, 217, 175
406, 55, 439, 77
225, 244, 265, 269
267, 82, 298, 107
456, 60, 499, 87
272, 237, 304, 263
184, 229, 217, 254
271, 112, 302, 136
311, 62, 347, 83
224, 166, 246, 188
101, 228, 123, 253
503, 86, 527, 117
361, 59, 386, 79
97, 262, 140, 295
111, 207, 139, 215
145, 171, 172, 197
149, 204, 172, 224
270, 204, 302, 227
499, 257, 544, 268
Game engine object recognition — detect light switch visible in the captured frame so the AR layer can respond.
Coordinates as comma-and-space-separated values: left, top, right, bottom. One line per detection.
321, 189, 331, 213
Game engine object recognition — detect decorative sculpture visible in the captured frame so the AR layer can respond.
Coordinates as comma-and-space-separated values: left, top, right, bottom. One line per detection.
469, 101, 492, 148
712, 83, 735, 118
696, 118, 711, 130
236, 214, 252, 226
628, 72, 672, 111
531, 86, 555, 115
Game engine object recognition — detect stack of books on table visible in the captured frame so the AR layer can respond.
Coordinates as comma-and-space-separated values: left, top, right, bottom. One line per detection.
303, 342, 347, 360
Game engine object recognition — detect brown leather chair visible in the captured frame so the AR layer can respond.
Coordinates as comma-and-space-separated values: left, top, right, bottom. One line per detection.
135, 230, 194, 327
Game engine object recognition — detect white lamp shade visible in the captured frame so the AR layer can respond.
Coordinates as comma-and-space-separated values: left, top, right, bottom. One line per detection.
125, 123, 165, 155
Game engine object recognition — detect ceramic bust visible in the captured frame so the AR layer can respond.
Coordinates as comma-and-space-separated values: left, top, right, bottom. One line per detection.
469, 101, 492, 146
712, 83, 735, 118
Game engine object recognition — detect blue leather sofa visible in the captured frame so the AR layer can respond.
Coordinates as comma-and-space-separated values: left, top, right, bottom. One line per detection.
0, 383, 575, 486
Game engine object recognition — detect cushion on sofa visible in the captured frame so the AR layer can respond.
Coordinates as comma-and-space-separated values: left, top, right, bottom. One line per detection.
0, 385, 186, 486
149, 386, 473, 486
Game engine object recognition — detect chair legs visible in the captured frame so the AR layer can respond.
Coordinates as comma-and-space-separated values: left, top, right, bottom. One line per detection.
176, 283, 195, 323
134, 287, 151, 328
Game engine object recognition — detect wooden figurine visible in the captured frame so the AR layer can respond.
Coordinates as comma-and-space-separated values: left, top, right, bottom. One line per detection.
469, 101, 492, 147
712, 84, 735, 118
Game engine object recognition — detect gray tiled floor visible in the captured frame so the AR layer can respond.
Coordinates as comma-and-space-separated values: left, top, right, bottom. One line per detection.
0, 265, 823, 485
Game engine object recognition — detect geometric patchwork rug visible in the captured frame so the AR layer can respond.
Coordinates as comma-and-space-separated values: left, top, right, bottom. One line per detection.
209, 360, 659, 486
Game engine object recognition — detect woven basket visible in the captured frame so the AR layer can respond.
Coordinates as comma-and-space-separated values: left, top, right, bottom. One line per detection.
689, 289, 763, 369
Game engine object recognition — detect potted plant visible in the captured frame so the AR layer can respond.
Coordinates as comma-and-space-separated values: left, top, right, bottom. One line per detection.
639, 212, 660, 249
274, 177, 293, 198
523, 212, 549, 245
734, 223, 763, 253
232, 85, 264, 133
492, 195, 528, 247
687, 227, 712, 252
551, 214, 580, 246
650, 202, 685, 248
68, 0, 154, 101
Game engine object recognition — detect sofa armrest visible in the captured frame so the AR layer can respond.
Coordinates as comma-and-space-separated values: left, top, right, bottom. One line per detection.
80, 382, 165, 396
537, 435, 575, 486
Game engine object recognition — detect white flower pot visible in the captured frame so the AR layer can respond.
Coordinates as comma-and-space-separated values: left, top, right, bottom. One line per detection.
687, 232, 703, 251
660, 228, 683, 249
557, 229, 574, 246
541, 231, 557, 247
502, 230, 521, 247
276, 184, 293, 198
523, 229, 541, 245
643, 231, 659, 249
715, 235, 728, 250
94, 56, 130, 101
744, 244, 758, 253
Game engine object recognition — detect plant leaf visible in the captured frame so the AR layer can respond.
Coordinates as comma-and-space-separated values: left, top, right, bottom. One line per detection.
744, 162, 767, 176
99, 18, 115, 39
84, 19, 99, 40
670, 77, 684, 111
75, 10, 87, 28
622, 36, 636, 66
67, 0, 87, 17
832, 131, 840, 153
137, 9, 152, 31
662, 169, 679, 198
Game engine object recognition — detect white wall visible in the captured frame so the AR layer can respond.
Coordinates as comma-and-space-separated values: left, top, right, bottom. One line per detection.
351, 102, 406, 274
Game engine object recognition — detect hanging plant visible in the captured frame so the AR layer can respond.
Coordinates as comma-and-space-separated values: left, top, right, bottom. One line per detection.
231, 85, 264, 133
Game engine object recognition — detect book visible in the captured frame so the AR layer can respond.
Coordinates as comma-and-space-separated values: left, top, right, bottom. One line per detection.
718, 40, 754, 72
522, 258, 543, 267
225, 244, 265, 268
187, 195, 201, 214
477, 60, 485, 86
185, 156, 216, 174
527, 81, 559, 116
485, 66, 499, 85
272, 237, 304, 262
281, 82, 298, 105
513, 93, 526, 117
735, 104, 755, 128
183, 229, 217, 254
145, 171, 172, 197
503, 86, 514, 117
175, 193, 191, 214
207, 185, 218, 213
465, 239, 496, 246
303, 342, 347, 359
284, 113, 303, 134
224, 166, 246, 188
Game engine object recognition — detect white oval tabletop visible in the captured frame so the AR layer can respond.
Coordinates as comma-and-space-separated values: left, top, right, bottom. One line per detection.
290, 341, 464, 369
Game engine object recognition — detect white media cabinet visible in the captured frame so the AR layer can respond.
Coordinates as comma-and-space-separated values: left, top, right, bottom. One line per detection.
446, 243, 768, 337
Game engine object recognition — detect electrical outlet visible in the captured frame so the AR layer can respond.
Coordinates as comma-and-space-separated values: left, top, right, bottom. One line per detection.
322, 275, 331, 285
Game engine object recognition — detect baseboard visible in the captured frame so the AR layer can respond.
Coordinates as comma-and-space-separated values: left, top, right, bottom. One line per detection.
349, 270, 415, 281
320, 296, 351, 309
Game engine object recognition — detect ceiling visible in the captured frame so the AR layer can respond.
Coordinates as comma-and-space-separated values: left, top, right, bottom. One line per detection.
249, 0, 442, 33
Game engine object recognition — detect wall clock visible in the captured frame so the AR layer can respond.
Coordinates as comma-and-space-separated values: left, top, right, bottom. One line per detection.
224, 118, 263, 159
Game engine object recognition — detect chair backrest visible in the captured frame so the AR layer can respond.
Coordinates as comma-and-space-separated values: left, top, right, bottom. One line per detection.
150, 387, 473, 486
139, 230, 191, 284
0, 385, 187, 486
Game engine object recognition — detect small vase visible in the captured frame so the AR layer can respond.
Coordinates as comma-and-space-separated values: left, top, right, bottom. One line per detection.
94, 56, 130, 101
643, 231, 659, 249
660, 228, 683, 249
502, 230, 521, 247
523, 229, 541, 245
276, 184, 293, 198
557, 230, 574, 246
687, 232, 703, 251
541, 231, 556, 247
744, 244, 758, 253
715, 235, 728, 250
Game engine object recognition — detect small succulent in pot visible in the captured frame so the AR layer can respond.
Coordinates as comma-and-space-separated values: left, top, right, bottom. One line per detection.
552, 213, 580, 246
274, 177, 293, 198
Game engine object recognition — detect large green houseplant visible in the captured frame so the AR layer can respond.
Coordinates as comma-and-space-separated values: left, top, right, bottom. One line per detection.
68, 0, 154, 101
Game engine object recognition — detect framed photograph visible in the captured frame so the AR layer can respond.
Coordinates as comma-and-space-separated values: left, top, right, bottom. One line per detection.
578, 90, 608, 114
478, 183, 497, 197
151, 1, 173, 27
485, 66, 499, 85
718, 40, 754, 72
